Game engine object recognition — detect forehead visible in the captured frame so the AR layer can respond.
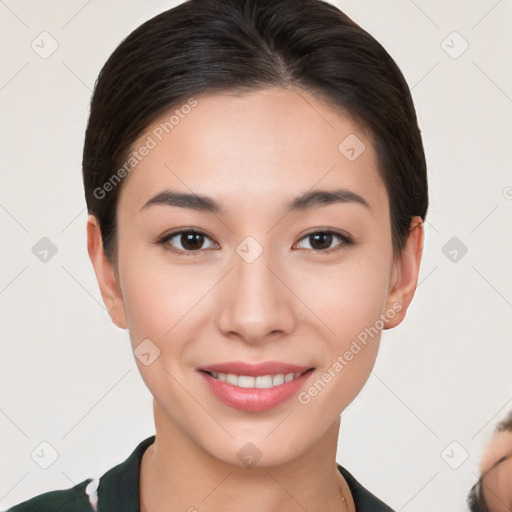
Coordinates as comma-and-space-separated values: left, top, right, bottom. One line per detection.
118, 87, 387, 217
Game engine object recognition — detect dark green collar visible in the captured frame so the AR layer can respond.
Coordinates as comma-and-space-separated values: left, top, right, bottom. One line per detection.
96, 435, 155, 512
95, 435, 394, 511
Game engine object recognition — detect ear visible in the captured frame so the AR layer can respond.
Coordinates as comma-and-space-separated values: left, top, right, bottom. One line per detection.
86, 214, 128, 329
383, 216, 424, 329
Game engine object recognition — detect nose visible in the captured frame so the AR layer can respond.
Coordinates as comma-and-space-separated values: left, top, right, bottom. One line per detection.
215, 244, 296, 345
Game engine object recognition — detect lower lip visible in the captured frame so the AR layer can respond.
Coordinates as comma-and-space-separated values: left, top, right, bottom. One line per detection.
198, 369, 314, 412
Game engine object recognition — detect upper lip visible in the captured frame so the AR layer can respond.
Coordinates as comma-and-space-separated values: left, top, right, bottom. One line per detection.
199, 361, 313, 377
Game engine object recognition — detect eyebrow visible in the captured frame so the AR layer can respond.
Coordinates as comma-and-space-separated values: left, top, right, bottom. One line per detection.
140, 188, 371, 214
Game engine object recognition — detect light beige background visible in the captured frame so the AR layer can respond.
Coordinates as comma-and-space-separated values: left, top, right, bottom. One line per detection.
1, 1, 511, 510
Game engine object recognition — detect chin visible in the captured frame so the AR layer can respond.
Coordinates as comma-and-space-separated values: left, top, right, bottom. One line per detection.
200, 429, 315, 470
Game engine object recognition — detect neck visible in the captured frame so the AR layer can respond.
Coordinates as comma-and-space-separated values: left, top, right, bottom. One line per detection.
140, 401, 353, 512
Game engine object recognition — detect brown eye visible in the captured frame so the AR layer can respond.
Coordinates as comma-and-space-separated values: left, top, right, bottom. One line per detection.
179, 232, 205, 250
296, 231, 352, 252
309, 233, 333, 250
159, 230, 217, 254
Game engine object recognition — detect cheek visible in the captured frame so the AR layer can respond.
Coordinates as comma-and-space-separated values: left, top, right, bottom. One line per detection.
295, 273, 387, 418
294, 249, 392, 395
122, 264, 202, 342
118, 251, 224, 393
293, 252, 392, 344
120, 265, 203, 400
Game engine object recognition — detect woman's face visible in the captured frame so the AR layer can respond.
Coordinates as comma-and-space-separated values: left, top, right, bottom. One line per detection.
91, 86, 420, 467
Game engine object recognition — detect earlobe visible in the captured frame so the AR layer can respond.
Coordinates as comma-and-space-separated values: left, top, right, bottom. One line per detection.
384, 216, 424, 329
86, 215, 128, 329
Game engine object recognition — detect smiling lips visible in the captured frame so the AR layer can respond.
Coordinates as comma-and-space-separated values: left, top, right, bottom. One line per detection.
198, 361, 314, 412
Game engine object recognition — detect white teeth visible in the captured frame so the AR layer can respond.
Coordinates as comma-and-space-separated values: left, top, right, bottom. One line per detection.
272, 374, 285, 386
210, 372, 303, 388
255, 375, 273, 388
238, 376, 255, 388
226, 373, 238, 386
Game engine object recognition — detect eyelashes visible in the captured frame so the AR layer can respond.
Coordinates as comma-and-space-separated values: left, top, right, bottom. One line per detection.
295, 231, 353, 252
156, 228, 354, 256
158, 230, 219, 255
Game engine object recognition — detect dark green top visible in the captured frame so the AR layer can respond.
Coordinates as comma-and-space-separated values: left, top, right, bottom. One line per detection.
7, 435, 395, 511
